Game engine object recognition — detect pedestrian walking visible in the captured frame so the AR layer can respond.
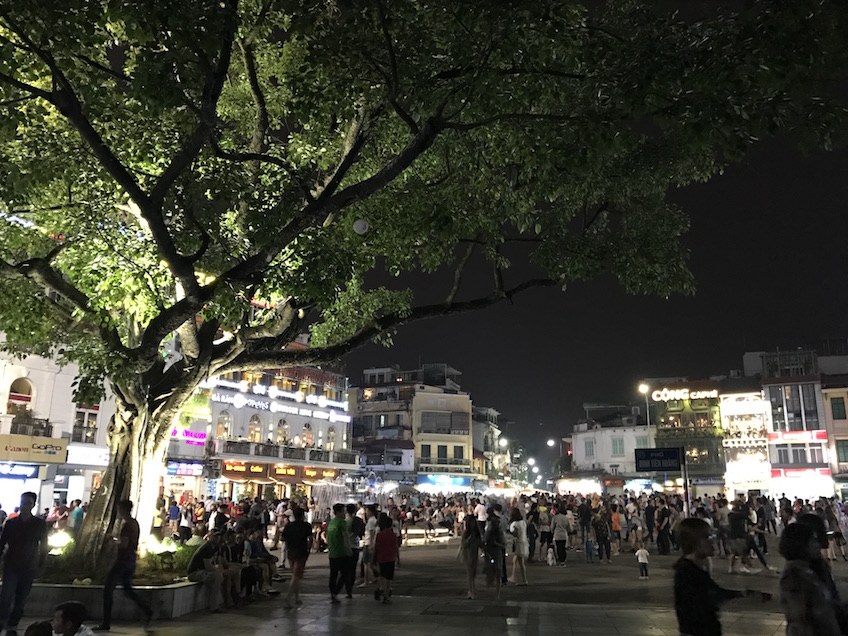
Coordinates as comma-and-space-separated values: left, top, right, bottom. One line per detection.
635, 543, 649, 580
0, 492, 48, 636
326, 503, 351, 604
373, 514, 398, 604
282, 506, 312, 609
508, 508, 529, 585
458, 517, 481, 599
94, 499, 152, 631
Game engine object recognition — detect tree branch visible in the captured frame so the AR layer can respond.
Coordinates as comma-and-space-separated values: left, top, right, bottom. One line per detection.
445, 243, 475, 304
215, 277, 557, 373
440, 112, 582, 132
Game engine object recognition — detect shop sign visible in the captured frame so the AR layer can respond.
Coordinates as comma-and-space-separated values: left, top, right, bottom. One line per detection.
269, 464, 302, 482
170, 428, 208, 446
651, 387, 718, 402
416, 474, 471, 488
167, 461, 204, 476
0, 434, 67, 464
604, 479, 625, 487
771, 467, 832, 479
200, 377, 349, 412
66, 444, 110, 467
0, 462, 40, 479
221, 460, 267, 480
767, 430, 828, 443
303, 467, 337, 479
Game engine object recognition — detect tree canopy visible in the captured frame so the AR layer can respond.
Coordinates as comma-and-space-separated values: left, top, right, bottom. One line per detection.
0, 0, 845, 411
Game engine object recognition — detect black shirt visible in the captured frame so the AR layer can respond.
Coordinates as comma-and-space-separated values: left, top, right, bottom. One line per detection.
728, 511, 749, 540
674, 557, 741, 636
187, 541, 219, 574
282, 520, 313, 560
117, 517, 141, 562
0, 515, 47, 571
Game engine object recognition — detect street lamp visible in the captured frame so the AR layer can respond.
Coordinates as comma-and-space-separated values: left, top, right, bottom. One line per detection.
498, 437, 509, 448
532, 466, 539, 474
527, 457, 536, 466
638, 383, 651, 427
546, 439, 556, 447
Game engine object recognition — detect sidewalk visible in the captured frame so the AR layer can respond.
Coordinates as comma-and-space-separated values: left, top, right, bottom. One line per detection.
92, 593, 786, 636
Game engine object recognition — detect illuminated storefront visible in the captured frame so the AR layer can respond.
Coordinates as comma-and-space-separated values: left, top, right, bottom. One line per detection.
721, 392, 771, 497
653, 382, 724, 497
417, 473, 472, 493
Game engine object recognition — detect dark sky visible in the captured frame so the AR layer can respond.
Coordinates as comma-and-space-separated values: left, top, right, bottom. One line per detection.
342, 140, 848, 461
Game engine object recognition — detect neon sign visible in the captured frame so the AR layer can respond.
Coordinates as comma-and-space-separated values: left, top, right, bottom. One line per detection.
651, 388, 718, 402
171, 428, 208, 446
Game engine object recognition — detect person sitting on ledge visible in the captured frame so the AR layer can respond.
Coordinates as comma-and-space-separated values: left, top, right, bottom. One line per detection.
187, 531, 225, 613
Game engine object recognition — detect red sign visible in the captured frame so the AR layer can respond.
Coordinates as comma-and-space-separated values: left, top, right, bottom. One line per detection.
771, 468, 832, 479
767, 430, 828, 443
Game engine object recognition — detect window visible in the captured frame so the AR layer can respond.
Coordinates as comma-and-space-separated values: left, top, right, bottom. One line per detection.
301, 422, 313, 447
437, 445, 448, 460
611, 438, 624, 456
837, 440, 848, 463
777, 444, 790, 464
833, 397, 847, 421
277, 419, 289, 444
216, 411, 232, 438
327, 426, 336, 451
454, 446, 464, 460
635, 437, 649, 449
585, 440, 595, 458
73, 410, 98, 444
421, 444, 431, 459
791, 446, 807, 464
809, 445, 824, 464
248, 415, 262, 442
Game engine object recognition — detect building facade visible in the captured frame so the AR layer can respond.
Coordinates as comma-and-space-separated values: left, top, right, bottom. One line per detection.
822, 374, 848, 500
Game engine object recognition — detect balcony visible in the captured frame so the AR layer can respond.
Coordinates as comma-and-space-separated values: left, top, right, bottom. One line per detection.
281, 446, 307, 460
212, 438, 359, 466
224, 440, 252, 455
71, 427, 98, 444
417, 457, 473, 473
253, 443, 279, 457
10, 419, 53, 437
418, 426, 469, 436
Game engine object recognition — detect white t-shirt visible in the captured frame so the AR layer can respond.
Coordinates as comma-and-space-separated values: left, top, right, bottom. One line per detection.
475, 503, 487, 522
635, 548, 649, 564
363, 516, 378, 549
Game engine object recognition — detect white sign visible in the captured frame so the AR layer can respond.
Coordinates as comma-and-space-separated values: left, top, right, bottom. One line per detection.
66, 444, 111, 467
210, 392, 352, 423
200, 377, 348, 411
651, 388, 718, 402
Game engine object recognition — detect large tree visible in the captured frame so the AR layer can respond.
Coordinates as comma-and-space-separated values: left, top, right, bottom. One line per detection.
0, 0, 844, 565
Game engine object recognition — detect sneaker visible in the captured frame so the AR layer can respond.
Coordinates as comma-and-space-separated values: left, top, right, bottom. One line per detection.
345, 593, 353, 599
330, 596, 340, 605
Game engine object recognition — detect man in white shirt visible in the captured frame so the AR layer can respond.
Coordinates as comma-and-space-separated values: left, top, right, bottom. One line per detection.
474, 498, 488, 534
358, 505, 379, 587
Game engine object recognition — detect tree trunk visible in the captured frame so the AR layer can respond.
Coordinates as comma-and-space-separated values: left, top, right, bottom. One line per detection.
76, 392, 169, 570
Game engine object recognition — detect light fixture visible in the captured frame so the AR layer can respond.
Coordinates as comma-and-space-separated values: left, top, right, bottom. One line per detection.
546, 439, 555, 447
638, 383, 649, 394
527, 458, 536, 466
498, 438, 508, 448
532, 467, 539, 474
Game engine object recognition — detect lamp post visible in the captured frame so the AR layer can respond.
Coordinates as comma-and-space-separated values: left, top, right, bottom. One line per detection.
639, 383, 651, 427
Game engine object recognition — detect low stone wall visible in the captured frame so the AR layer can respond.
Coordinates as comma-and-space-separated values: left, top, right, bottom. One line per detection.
26, 582, 207, 621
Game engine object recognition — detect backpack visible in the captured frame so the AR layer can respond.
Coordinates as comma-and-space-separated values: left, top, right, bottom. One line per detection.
352, 515, 366, 539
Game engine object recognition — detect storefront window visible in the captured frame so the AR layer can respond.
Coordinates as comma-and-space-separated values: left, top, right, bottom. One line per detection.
248, 415, 263, 442
217, 411, 232, 438
327, 426, 336, 451
301, 422, 313, 447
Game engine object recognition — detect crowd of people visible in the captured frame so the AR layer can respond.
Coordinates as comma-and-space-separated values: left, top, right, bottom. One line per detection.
3, 488, 848, 636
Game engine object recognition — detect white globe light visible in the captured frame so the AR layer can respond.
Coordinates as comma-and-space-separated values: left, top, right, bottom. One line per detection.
353, 219, 370, 235
527, 458, 536, 466
498, 438, 508, 448
546, 439, 556, 447
532, 466, 539, 474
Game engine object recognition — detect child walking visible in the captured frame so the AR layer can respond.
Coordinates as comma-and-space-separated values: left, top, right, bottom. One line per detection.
373, 514, 399, 604
585, 524, 596, 563
674, 518, 744, 636
635, 543, 650, 579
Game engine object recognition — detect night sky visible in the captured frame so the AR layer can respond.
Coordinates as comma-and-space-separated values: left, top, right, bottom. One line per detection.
342, 140, 848, 461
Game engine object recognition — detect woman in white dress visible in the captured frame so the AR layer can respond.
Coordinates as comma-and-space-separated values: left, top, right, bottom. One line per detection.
509, 507, 529, 585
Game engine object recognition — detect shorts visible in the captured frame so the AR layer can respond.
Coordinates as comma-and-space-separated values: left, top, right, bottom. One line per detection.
378, 562, 395, 580
361, 547, 374, 564
288, 557, 306, 578
540, 531, 553, 544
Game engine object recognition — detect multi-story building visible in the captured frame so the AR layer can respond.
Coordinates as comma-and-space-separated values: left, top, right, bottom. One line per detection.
202, 365, 357, 501
649, 380, 725, 498
0, 348, 113, 511
563, 404, 656, 494
822, 374, 848, 500
719, 378, 771, 499
744, 350, 835, 499
472, 406, 509, 480
353, 364, 479, 493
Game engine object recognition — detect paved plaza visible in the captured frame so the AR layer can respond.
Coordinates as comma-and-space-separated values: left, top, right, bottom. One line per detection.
38, 538, 829, 636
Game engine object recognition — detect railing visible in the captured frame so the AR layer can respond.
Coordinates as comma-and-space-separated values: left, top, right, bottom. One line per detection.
419, 427, 469, 436
214, 439, 359, 465
71, 427, 97, 443
253, 443, 279, 457
224, 440, 252, 455
10, 421, 53, 437
281, 446, 307, 460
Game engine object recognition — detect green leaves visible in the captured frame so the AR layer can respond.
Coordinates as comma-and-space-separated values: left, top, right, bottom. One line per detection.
0, 0, 844, 400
